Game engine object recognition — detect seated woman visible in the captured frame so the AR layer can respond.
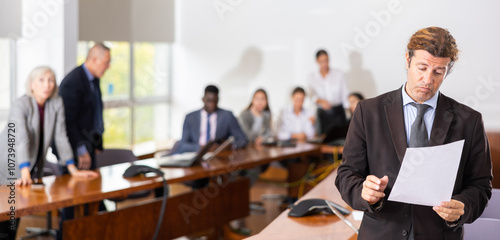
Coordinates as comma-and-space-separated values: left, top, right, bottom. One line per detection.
238, 88, 273, 145
277, 87, 316, 142
0, 66, 98, 240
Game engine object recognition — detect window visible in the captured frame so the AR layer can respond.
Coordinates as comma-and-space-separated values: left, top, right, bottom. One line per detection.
77, 41, 171, 149
0, 38, 12, 127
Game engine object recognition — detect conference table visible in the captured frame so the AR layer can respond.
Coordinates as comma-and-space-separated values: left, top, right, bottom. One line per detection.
246, 169, 361, 240
0, 143, 321, 239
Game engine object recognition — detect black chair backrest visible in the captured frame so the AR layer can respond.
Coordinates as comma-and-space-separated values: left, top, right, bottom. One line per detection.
96, 149, 138, 168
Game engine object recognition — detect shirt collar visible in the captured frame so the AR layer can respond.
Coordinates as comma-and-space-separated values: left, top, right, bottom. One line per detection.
288, 105, 305, 115
201, 109, 217, 116
82, 63, 95, 81
315, 69, 330, 79
401, 83, 439, 109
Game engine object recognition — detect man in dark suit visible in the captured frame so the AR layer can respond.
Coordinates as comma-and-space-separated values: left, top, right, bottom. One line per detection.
56, 43, 110, 240
335, 27, 492, 239
58, 42, 110, 170
174, 85, 248, 153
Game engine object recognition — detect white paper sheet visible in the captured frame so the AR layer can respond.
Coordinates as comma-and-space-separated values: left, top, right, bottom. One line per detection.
387, 140, 465, 207
352, 211, 364, 221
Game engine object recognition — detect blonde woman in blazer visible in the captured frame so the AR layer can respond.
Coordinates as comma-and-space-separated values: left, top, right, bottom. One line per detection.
0, 66, 98, 186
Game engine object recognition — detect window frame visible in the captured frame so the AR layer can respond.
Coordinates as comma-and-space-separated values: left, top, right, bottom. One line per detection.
79, 41, 172, 148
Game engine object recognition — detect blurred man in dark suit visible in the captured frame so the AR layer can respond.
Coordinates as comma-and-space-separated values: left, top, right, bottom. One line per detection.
58, 42, 110, 170
56, 42, 110, 240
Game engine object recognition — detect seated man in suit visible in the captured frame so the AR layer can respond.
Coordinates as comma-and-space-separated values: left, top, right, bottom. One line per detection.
169, 85, 248, 189
175, 85, 248, 153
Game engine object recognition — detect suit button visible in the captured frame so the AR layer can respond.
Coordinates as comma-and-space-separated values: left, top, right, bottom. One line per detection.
402, 230, 408, 236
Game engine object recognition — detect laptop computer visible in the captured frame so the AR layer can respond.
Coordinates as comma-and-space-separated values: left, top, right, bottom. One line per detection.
157, 141, 216, 167
202, 136, 234, 161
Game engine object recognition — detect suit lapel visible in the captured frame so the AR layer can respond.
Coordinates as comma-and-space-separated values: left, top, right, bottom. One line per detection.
30, 97, 41, 153
384, 88, 407, 163
79, 65, 92, 96
193, 110, 201, 142
429, 93, 453, 146
215, 109, 223, 140
43, 99, 55, 150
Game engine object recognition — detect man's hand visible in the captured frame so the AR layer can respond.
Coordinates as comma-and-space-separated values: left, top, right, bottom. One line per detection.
291, 133, 307, 142
254, 137, 263, 146
362, 175, 389, 205
433, 199, 464, 222
16, 167, 33, 186
78, 152, 91, 170
317, 99, 331, 110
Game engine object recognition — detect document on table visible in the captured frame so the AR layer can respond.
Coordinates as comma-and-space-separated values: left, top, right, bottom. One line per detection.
388, 140, 465, 207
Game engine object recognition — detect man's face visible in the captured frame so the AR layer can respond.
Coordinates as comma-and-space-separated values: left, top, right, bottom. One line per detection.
292, 92, 305, 111
94, 51, 111, 78
203, 92, 218, 113
405, 50, 451, 103
317, 54, 329, 72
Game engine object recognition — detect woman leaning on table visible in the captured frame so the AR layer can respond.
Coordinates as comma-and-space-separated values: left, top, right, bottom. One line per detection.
0, 66, 98, 240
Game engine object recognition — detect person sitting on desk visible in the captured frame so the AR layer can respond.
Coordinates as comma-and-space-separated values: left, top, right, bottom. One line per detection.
172, 85, 248, 188
277, 87, 315, 142
0, 67, 98, 240
308, 49, 350, 135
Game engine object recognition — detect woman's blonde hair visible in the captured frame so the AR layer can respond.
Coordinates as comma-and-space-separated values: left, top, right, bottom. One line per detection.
25, 66, 58, 99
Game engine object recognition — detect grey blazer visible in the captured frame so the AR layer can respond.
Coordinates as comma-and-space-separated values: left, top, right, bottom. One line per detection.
238, 109, 272, 143
0, 95, 74, 184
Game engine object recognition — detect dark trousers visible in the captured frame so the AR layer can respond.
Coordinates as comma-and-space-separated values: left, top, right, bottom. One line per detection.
316, 105, 347, 135
0, 219, 19, 240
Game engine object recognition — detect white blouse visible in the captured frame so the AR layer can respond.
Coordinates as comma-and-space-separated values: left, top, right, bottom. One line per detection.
277, 105, 316, 140
308, 68, 350, 109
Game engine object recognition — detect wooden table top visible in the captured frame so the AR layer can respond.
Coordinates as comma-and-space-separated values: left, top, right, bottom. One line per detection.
246, 169, 361, 240
0, 143, 321, 221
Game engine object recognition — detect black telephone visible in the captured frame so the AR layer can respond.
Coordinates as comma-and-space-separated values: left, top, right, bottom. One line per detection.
123, 165, 164, 178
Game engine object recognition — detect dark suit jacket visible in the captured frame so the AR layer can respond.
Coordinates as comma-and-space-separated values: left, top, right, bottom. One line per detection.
174, 108, 248, 153
335, 87, 492, 240
58, 65, 103, 169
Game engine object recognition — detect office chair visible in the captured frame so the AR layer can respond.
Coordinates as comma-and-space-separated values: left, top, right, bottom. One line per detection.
464, 218, 500, 240
479, 188, 500, 219
96, 149, 153, 208
20, 161, 62, 239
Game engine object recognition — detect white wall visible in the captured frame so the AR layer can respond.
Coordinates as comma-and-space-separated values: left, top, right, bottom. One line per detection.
17, 0, 78, 96
171, 0, 500, 139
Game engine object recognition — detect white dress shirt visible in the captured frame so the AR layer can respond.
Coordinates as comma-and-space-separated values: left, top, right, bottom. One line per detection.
277, 105, 316, 140
308, 68, 350, 109
199, 110, 217, 146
